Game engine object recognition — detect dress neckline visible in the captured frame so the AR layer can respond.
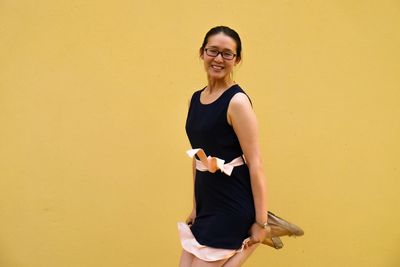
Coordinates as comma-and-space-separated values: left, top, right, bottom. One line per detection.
199, 84, 238, 106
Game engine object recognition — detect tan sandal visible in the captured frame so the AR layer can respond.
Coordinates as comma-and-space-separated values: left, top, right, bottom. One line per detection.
262, 236, 284, 249
267, 211, 304, 237
261, 211, 304, 249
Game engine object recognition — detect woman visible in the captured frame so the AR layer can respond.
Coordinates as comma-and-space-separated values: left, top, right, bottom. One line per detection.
178, 26, 271, 267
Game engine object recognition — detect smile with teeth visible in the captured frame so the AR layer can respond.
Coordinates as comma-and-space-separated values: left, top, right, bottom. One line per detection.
211, 65, 224, 70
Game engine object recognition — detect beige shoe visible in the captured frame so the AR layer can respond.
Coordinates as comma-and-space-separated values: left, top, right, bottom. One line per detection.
262, 236, 284, 249
267, 211, 304, 237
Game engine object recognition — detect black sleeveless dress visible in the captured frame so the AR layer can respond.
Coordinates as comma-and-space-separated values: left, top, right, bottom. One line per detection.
185, 84, 256, 250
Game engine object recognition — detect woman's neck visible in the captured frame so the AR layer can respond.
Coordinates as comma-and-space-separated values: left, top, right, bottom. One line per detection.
206, 76, 235, 94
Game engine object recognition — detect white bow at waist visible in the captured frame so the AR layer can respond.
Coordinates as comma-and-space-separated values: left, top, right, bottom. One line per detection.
186, 148, 246, 176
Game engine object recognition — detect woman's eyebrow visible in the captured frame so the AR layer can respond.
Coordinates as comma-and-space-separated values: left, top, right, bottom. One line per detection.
207, 45, 234, 52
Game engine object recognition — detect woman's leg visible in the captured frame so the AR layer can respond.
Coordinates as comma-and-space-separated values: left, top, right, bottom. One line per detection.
191, 257, 229, 267
180, 249, 228, 267
179, 249, 195, 267
221, 243, 260, 267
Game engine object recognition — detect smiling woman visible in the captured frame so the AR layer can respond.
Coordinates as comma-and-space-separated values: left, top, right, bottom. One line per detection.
178, 26, 304, 267
178, 26, 305, 267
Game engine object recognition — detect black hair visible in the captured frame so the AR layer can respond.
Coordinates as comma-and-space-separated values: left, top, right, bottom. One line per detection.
200, 26, 242, 60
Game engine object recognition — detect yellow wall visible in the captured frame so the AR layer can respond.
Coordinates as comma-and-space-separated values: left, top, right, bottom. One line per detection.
1, 1, 399, 266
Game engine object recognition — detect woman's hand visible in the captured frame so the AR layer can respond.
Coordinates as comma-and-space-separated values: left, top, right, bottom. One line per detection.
185, 209, 196, 226
245, 223, 271, 248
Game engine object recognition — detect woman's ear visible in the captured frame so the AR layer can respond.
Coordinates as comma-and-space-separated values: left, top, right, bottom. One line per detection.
234, 57, 241, 65
199, 48, 204, 59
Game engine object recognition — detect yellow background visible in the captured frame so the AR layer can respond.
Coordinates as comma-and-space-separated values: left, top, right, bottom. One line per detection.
1, 1, 399, 266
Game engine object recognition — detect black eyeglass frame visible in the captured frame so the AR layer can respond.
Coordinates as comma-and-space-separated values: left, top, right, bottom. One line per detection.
204, 48, 237, 60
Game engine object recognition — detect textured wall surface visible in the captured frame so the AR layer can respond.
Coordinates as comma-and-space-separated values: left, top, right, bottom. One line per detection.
1, 1, 399, 266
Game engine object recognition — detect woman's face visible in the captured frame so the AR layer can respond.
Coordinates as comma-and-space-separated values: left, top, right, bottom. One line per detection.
200, 32, 240, 81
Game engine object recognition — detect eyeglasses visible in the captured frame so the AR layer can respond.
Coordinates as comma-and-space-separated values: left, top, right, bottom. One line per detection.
204, 48, 236, 60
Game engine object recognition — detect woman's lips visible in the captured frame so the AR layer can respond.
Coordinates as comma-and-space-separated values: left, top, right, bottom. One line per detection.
211, 65, 224, 70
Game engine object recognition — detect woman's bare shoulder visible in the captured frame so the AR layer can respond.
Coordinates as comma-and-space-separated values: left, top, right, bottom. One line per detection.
230, 92, 252, 109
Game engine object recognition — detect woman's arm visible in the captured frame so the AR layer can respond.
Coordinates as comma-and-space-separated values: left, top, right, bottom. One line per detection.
228, 92, 269, 245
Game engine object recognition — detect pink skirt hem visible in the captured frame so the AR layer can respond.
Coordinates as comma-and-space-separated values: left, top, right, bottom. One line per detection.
177, 222, 249, 262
